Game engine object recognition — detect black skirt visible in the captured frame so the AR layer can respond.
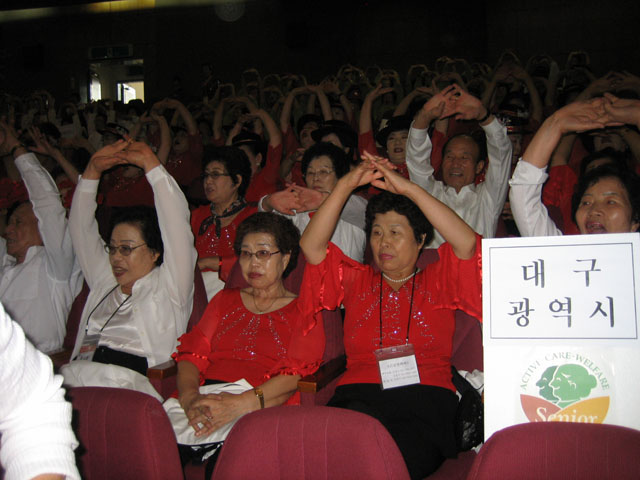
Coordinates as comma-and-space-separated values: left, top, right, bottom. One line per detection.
328, 383, 458, 480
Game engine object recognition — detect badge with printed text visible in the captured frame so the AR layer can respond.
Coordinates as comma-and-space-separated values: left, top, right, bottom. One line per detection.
374, 343, 420, 389
77, 334, 100, 361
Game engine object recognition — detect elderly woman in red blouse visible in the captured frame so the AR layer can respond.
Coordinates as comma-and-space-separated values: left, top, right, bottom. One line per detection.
300, 153, 482, 479
175, 212, 323, 447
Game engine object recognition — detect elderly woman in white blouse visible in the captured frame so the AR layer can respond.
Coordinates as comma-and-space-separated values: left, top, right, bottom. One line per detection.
62, 139, 196, 397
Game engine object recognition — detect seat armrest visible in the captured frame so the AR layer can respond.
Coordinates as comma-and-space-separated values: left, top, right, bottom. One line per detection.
49, 348, 73, 370
297, 355, 346, 393
147, 359, 177, 380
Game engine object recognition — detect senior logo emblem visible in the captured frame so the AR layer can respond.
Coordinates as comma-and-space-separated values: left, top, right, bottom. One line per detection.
519, 352, 610, 423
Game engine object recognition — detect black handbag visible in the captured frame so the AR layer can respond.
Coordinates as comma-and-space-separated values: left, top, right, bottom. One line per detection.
451, 366, 484, 452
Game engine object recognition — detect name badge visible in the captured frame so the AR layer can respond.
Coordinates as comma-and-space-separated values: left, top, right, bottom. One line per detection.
77, 334, 100, 361
374, 343, 420, 390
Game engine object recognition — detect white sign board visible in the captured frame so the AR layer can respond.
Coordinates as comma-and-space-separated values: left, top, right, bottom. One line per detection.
482, 233, 640, 440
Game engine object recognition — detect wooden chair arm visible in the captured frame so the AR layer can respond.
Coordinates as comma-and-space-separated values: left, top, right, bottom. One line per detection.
297, 355, 346, 393
147, 359, 177, 380
49, 348, 73, 369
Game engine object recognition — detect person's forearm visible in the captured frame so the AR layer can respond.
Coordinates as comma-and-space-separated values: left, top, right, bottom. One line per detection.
256, 110, 282, 147
280, 92, 296, 134
156, 117, 171, 164
177, 361, 202, 409
315, 90, 332, 121
522, 115, 564, 169
52, 149, 80, 183
549, 134, 576, 167
300, 177, 352, 265
213, 101, 226, 140
393, 90, 419, 116
481, 78, 498, 109
255, 374, 301, 409
359, 95, 375, 134
175, 103, 198, 134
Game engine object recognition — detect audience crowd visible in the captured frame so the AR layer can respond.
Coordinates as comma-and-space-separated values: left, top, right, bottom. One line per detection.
1, 48, 639, 479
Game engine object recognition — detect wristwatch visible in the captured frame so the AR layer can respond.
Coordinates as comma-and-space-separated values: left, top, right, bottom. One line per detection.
254, 387, 265, 409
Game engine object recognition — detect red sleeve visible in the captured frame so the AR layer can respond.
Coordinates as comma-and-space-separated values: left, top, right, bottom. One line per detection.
283, 127, 300, 157
358, 129, 379, 157
299, 243, 366, 319
567, 137, 590, 174
430, 129, 447, 174
542, 164, 578, 234
173, 290, 229, 377
218, 254, 237, 282
429, 235, 483, 322
245, 144, 283, 202
267, 301, 324, 379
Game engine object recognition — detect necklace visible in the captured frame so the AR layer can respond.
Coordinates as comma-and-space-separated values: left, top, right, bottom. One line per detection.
382, 269, 418, 283
253, 294, 279, 314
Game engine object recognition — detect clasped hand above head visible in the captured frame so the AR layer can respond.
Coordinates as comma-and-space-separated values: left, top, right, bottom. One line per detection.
85, 139, 161, 179
414, 83, 488, 128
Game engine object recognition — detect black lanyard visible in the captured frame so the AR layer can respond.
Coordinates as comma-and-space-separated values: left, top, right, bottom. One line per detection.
84, 285, 132, 333
378, 268, 417, 348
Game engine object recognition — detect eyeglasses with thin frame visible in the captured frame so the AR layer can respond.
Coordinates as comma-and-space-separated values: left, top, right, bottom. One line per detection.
202, 171, 232, 180
104, 243, 147, 256
305, 169, 334, 179
239, 250, 281, 261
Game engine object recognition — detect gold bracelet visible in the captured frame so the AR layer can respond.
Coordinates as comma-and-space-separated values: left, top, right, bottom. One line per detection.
254, 387, 265, 409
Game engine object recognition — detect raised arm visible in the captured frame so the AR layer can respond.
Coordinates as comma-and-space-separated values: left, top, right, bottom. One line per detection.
253, 108, 281, 148
360, 84, 394, 134
307, 85, 332, 121
165, 98, 198, 135
69, 141, 128, 289
115, 142, 196, 306
279, 86, 308, 134
369, 153, 476, 259
28, 126, 80, 183
0, 121, 75, 280
300, 160, 382, 265
510, 99, 611, 237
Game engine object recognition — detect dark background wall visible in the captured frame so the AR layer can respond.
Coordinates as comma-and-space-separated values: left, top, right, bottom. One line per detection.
0, 0, 637, 102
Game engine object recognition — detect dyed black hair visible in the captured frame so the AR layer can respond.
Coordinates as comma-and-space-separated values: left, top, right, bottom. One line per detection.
579, 147, 630, 178
296, 114, 322, 138
202, 146, 252, 198
233, 212, 300, 278
231, 131, 267, 167
109, 206, 164, 266
571, 163, 640, 230
365, 192, 434, 246
301, 142, 350, 180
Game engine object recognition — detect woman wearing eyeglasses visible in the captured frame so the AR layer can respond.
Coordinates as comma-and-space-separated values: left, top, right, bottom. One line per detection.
259, 142, 367, 262
64, 139, 197, 388
190, 146, 257, 299
173, 212, 323, 468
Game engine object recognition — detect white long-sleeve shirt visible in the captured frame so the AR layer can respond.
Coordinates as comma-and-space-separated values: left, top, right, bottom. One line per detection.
406, 118, 512, 247
68, 165, 197, 368
508, 158, 563, 237
259, 194, 368, 262
0, 301, 80, 480
0, 153, 82, 353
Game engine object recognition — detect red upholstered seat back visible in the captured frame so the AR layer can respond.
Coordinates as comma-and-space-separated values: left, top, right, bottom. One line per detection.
211, 406, 410, 480
467, 421, 640, 480
68, 386, 182, 480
